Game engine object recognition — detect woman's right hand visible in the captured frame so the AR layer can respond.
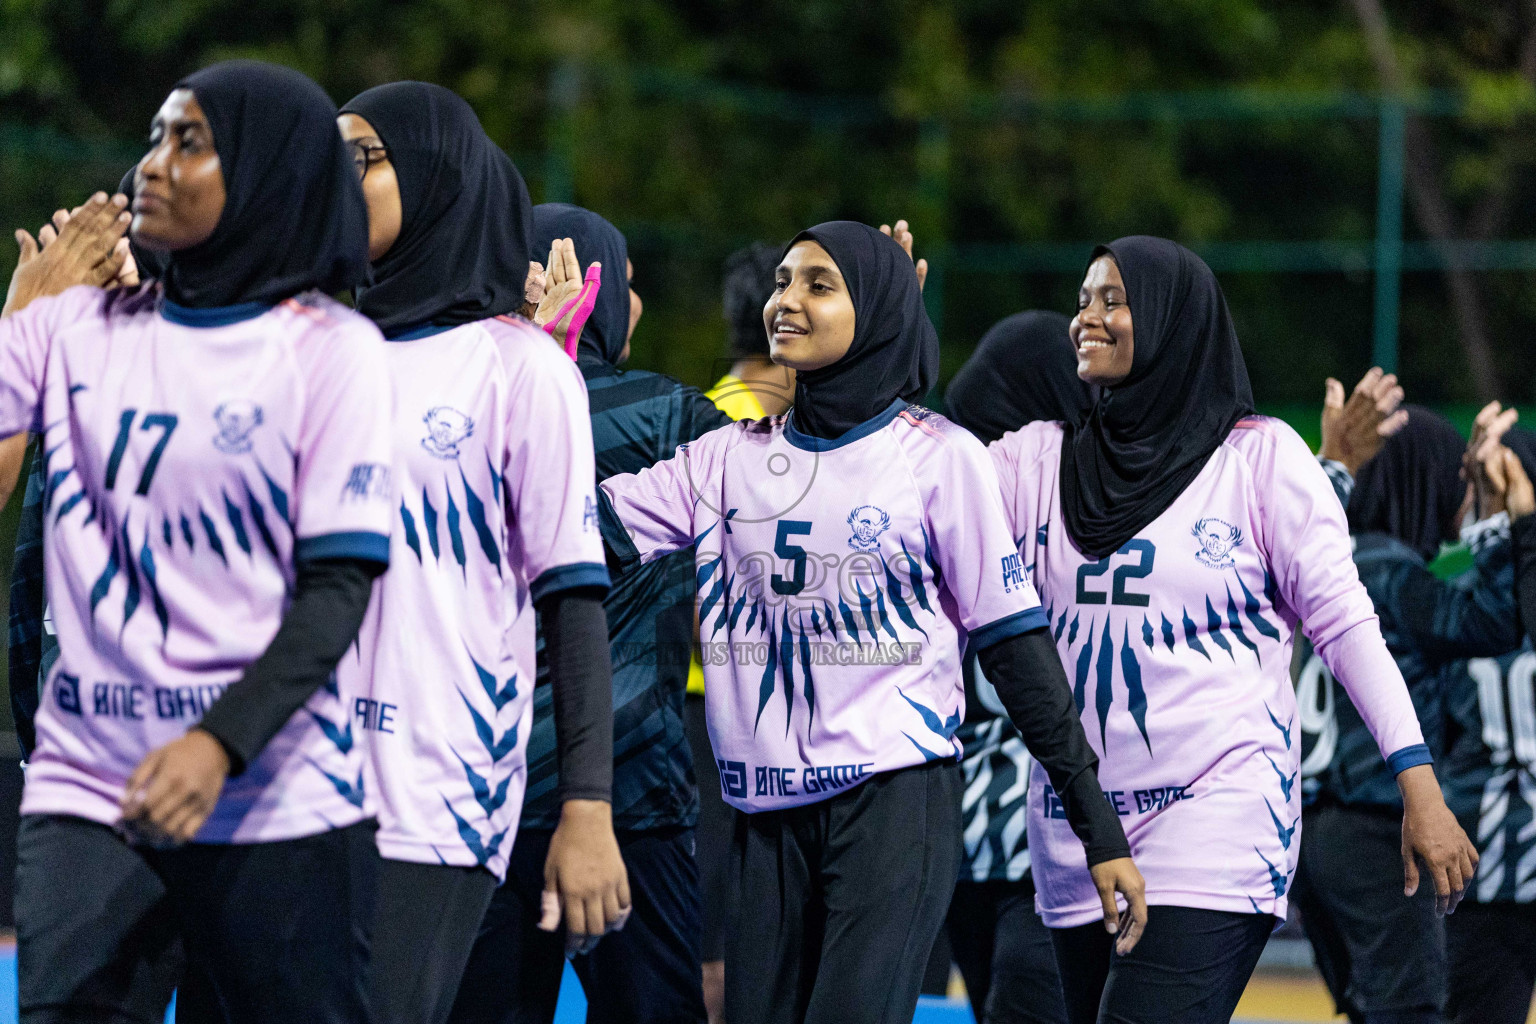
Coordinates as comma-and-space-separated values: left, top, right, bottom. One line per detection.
1088, 855, 1148, 955
4, 193, 131, 318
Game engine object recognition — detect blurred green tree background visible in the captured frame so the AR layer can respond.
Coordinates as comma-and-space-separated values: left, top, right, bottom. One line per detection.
0, 0, 1531, 722
5, 0, 1536, 403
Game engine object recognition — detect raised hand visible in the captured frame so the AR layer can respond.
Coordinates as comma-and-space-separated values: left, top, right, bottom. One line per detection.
1318, 367, 1407, 475
5, 193, 131, 318
878, 219, 929, 292
40, 203, 139, 289
534, 237, 600, 357
1502, 447, 1535, 521
1465, 401, 1520, 520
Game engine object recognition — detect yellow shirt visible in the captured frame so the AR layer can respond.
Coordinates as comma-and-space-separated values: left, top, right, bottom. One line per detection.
703, 374, 769, 423
687, 375, 771, 695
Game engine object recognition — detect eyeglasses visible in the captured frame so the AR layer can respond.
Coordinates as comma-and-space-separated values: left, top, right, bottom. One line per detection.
349, 140, 389, 181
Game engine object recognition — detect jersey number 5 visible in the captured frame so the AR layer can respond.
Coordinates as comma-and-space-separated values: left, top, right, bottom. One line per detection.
772, 520, 813, 596
1076, 539, 1155, 607
104, 409, 179, 495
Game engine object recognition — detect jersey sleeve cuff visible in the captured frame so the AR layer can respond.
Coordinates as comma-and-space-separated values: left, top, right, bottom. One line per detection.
968, 606, 1050, 653
530, 562, 612, 603
1386, 743, 1433, 775
295, 531, 390, 566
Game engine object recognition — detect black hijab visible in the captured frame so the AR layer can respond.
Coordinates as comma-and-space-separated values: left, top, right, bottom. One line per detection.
530, 204, 630, 364
341, 82, 534, 337
1059, 236, 1254, 560
945, 310, 1097, 444
785, 221, 939, 440
158, 61, 369, 308
1347, 406, 1467, 562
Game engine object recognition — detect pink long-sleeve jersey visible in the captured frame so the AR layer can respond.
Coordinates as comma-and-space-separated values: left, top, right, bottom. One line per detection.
992, 416, 1426, 926
336, 316, 607, 880
601, 400, 1045, 814
0, 286, 394, 843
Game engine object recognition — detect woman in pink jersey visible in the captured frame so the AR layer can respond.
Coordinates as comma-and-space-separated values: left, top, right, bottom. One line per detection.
1, 60, 393, 1024
599, 221, 1146, 1024
989, 235, 1477, 1024
336, 81, 630, 1024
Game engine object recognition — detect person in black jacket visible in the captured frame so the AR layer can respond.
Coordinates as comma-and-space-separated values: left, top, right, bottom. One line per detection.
1438, 422, 1536, 1024
451, 205, 729, 1024
1294, 404, 1521, 1024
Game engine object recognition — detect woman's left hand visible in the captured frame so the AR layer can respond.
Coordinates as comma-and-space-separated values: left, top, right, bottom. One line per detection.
1088, 855, 1148, 955
1398, 763, 1478, 915
120, 729, 231, 847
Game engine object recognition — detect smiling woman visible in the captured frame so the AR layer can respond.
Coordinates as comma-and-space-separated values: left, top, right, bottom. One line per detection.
1071, 253, 1135, 385
987, 235, 1477, 1024
765, 240, 856, 372
599, 220, 1142, 1024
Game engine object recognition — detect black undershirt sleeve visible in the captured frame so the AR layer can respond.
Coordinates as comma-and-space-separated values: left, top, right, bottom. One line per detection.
1514, 514, 1536, 643
198, 557, 383, 776
537, 589, 614, 805
976, 627, 1131, 867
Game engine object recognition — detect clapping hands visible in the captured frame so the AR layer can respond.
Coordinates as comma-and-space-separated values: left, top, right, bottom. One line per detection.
5, 193, 133, 318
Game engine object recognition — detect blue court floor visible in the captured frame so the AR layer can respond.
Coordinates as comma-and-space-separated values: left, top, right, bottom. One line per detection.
0, 945, 1328, 1023
0, 948, 973, 1024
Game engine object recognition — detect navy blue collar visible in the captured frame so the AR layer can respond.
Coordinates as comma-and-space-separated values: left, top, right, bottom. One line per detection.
159, 298, 273, 327
783, 398, 907, 452
385, 322, 459, 342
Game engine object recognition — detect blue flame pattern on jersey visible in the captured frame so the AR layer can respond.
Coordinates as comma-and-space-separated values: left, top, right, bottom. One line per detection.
311, 673, 365, 809
441, 652, 521, 867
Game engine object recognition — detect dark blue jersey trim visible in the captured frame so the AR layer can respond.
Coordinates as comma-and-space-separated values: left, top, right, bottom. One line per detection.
783, 399, 907, 452
159, 298, 273, 327
530, 562, 612, 603
968, 606, 1050, 653
1386, 743, 1433, 775
296, 531, 390, 566
384, 322, 459, 342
